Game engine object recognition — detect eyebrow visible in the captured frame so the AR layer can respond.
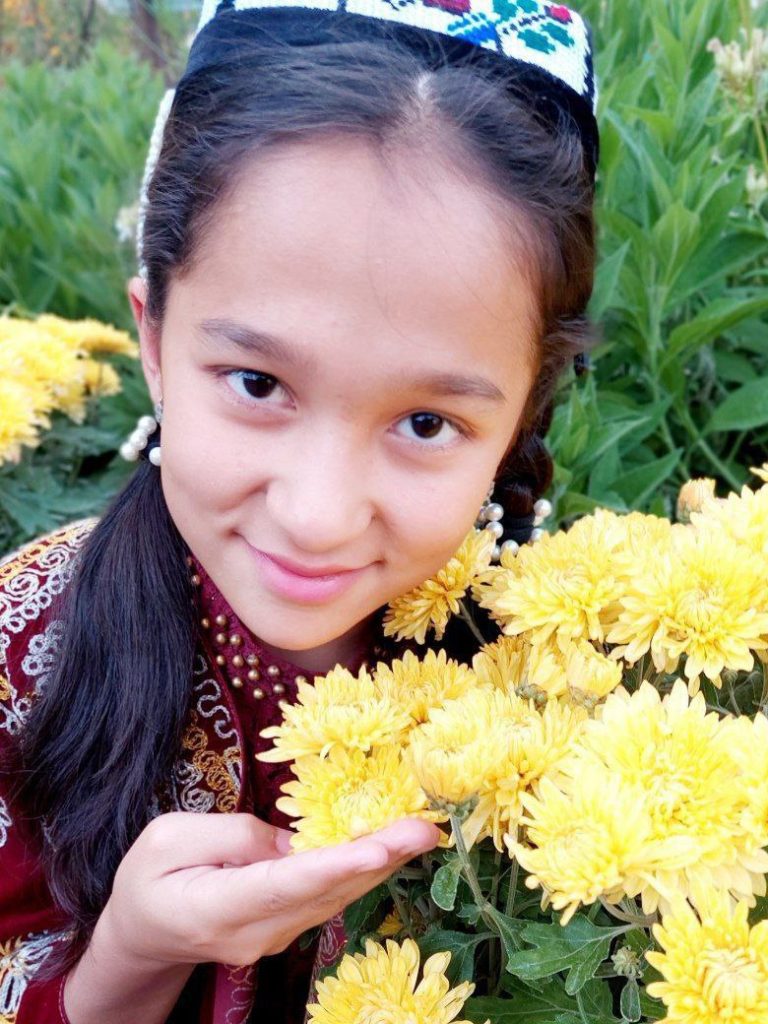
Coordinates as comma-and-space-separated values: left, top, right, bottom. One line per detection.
197, 317, 506, 403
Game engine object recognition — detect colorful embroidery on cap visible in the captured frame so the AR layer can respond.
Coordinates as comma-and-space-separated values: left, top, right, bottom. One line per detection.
196, 0, 595, 110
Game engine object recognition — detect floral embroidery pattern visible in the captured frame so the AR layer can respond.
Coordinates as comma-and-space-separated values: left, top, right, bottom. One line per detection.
0, 797, 10, 851
0, 931, 72, 1021
180, 712, 241, 813
153, 658, 243, 817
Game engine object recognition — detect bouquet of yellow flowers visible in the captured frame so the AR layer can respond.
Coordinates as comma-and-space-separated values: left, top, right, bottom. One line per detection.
259, 469, 768, 1024
0, 312, 137, 466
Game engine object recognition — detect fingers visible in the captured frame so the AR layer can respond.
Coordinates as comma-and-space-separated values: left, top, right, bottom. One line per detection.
225, 817, 441, 916
143, 812, 293, 873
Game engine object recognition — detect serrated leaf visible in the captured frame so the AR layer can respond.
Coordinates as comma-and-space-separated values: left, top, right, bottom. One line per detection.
464, 978, 582, 1022
506, 916, 628, 994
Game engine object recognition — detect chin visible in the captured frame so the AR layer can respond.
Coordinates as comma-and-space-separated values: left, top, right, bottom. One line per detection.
249, 611, 360, 653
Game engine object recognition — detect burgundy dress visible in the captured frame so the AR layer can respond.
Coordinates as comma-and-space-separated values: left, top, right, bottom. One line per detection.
0, 520, 361, 1023
187, 552, 370, 1023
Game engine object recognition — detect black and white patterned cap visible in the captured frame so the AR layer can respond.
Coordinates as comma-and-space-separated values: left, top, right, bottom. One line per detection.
137, 0, 599, 275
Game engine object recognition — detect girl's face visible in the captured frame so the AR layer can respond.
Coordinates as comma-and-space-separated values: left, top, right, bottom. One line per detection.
130, 136, 538, 671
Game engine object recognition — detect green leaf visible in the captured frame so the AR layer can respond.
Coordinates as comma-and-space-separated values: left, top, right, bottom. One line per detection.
464, 979, 579, 1023
713, 350, 758, 385
611, 451, 682, 507
639, 988, 666, 1021
620, 978, 642, 1022
506, 916, 628, 994
590, 239, 630, 321
430, 857, 462, 912
487, 907, 526, 962
343, 884, 388, 940
417, 929, 491, 985
457, 902, 482, 926
664, 295, 768, 364
707, 378, 768, 433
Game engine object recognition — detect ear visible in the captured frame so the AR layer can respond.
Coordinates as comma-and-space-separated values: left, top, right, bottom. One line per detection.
127, 275, 163, 406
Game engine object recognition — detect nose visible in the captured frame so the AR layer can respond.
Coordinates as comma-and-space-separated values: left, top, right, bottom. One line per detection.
265, 433, 373, 556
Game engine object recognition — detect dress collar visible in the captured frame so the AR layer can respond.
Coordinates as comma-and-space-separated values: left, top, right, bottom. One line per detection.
185, 553, 380, 699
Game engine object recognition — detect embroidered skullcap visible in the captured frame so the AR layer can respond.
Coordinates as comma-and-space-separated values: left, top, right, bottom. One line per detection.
136, 0, 599, 276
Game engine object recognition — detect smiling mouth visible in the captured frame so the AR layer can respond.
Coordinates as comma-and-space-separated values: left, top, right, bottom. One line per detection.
259, 551, 368, 578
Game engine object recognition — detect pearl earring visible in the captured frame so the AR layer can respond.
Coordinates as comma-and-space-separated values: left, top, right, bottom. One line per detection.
119, 400, 163, 465
477, 486, 554, 560
476, 484, 510, 563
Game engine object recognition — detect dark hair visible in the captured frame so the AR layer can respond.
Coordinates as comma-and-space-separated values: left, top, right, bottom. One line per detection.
7, 28, 595, 978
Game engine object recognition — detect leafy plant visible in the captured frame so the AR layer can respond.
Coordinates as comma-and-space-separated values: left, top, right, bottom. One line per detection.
554, 0, 768, 520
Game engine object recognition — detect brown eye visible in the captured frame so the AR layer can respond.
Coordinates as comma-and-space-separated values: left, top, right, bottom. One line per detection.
242, 372, 278, 399
410, 413, 444, 438
394, 411, 460, 447
225, 369, 286, 403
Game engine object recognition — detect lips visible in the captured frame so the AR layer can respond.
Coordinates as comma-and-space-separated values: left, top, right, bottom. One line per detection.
244, 541, 370, 605
262, 551, 362, 578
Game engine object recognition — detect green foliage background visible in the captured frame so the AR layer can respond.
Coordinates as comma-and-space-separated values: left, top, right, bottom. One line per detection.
1, 0, 767, 553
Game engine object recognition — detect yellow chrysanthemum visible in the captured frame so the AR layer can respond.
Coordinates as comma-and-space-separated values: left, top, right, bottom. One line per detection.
752, 463, 768, 483
473, 632, 620, 709
258, 667, 410, 762
408, 688, 583, 849
572, 681, 768, 913
383, 529, 494, 643
406, 689, 511, 809
82, 359, 121, 397
376, 910, 405, 938
373, 649, 481, 726
510, 769, 684, 925
722, 712, 768, 845
476, 695, 585, 850
0, 314, 134, 464
472, 635, 529, 694
277, 746, 438, 850
607, 526, 768, 691
676, 477, 717, 522
34, 314, 138, 357
692, 481, 768, 561
646, 891, 768, 1024
0, 379, 46, 464
563, 639, 623, 703
470, 542, 523, 607
307, 939, 485, 1024
475, 510, 634, 647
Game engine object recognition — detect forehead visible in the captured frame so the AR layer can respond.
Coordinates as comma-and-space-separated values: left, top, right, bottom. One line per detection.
171, 135, 539, 379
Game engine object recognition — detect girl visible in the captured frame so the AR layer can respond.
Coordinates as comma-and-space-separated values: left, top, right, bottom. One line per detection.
0, 0, 598, 1021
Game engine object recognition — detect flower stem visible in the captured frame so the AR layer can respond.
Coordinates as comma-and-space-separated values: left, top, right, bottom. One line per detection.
505, 829, 520, 919
449, 814, 499, 937
599, 896, 656, 929
458, 600, 486, 646
387, 877, 414, 937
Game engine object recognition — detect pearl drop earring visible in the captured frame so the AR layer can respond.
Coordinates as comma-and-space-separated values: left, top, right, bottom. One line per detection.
476, 484, 510, 563
120, 400, 163, 465
476, 486, 554, 560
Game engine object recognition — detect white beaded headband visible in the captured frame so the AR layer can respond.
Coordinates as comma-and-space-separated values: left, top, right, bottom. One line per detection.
136, 0, 598, 276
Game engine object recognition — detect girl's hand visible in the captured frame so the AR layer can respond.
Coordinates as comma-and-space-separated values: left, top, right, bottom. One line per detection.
99, 811, 439, 968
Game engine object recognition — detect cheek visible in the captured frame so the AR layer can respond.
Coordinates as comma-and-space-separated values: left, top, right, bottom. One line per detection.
387, 474, 487, 593
158, 409, 257, 523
